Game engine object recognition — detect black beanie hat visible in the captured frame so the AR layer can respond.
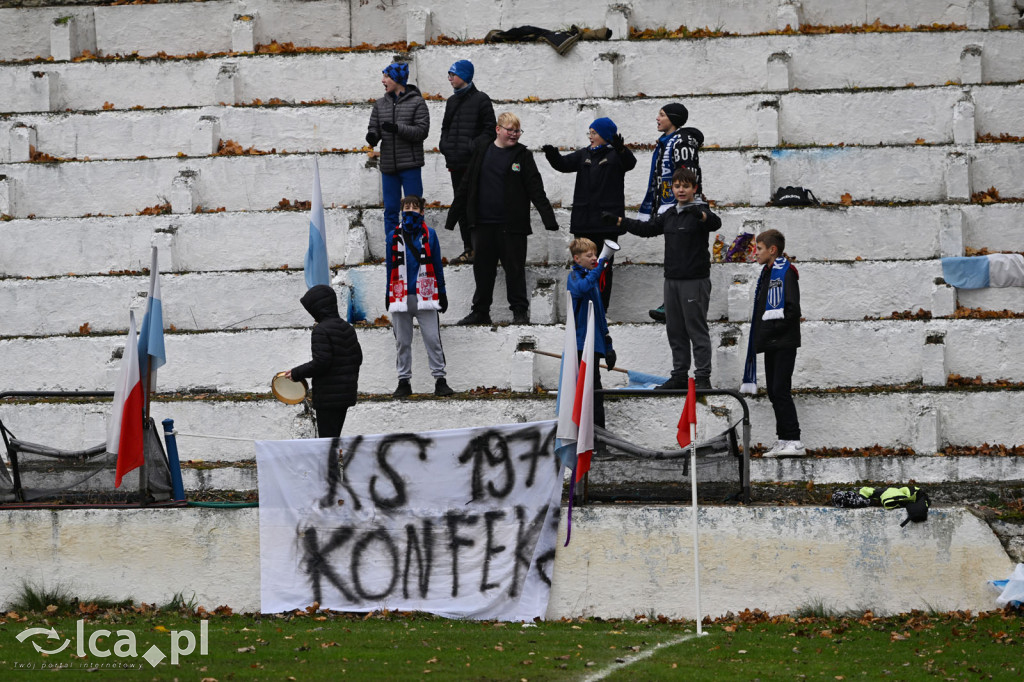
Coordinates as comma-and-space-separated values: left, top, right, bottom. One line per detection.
662, 103, 688, 128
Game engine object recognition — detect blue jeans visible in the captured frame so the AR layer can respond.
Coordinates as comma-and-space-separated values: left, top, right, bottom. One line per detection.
381, 168, 424, 234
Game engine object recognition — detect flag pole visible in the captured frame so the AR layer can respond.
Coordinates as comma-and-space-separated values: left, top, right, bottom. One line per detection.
690, 420, 705, 636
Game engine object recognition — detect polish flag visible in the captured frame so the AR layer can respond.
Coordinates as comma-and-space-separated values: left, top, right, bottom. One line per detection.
108, 311, 145, 488
554, 292, 579, 470
677, 377, 698, 449
571, 302, 595, 482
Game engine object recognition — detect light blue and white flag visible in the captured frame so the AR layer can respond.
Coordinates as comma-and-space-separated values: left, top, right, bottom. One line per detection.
137, 246, 166, 396
303, 156, 330, 289
554, 291, 579, 470
941, 253, 1024, 289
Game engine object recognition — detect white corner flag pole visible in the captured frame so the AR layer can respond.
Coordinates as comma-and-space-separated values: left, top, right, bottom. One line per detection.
690, 421, 706, 636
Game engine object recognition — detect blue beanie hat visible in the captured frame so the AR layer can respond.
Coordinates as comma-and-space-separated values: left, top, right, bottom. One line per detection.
590, 117, 617, 143
448, 59, 474, 83
382, 62, 409, 85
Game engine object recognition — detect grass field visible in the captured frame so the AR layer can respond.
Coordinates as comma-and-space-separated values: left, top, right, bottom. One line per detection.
0, 597, 1020, 681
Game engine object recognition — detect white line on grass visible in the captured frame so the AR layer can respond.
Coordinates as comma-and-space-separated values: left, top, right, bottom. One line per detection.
580, 632, 706, 682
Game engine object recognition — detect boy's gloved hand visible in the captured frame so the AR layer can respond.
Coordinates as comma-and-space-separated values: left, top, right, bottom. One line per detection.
604, 347, 616, 371
381, 121, 398, 133
611, 133, 626, 152
541, 144, 558, 156
600, 211, 619, 226
365, 132, 380, 147
439, 292, 448, 313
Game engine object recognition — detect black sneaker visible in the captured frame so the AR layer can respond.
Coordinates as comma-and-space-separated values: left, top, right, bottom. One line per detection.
451, 249, 474, 265
656, 376, 688, 390
649, 305, 666, 322
434, 378, 454, 397
511, 309, 530, 325
392, 379, 412, 399
695, 377, 712, 390
457, 310, 491, 325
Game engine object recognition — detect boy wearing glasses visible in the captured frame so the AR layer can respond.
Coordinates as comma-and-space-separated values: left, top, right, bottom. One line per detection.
446, 112, 559, 325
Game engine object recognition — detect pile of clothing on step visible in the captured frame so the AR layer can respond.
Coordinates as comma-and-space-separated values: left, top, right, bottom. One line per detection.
831, 484, 930, 527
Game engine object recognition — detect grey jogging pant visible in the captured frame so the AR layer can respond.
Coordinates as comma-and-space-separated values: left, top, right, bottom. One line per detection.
664, 277, 712, 380
392, 294, 447, 380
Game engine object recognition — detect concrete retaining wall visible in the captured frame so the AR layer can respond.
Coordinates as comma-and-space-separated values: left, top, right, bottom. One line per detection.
5, 32, 1024, 113
4, 203, 1022, 277
1, 1, 1013, 62
4, 319, 1024, 394
5, 84, 1024, 164
0, 505, 1012, 618
3, 143, 1023, 218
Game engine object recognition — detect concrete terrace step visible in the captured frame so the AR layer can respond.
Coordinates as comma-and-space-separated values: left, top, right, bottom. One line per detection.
2, 390, 1022, 466
0, 259, 979, 336
3, 143, 1024, 218
4, 31, 1024, 114
5, 84, 1024, 163
0, 0, 1008, 62
3, 204, 1023, 277
1, 319, 1023, 395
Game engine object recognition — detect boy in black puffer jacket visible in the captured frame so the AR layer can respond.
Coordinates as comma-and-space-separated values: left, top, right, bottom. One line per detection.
439, 59, 496, 265
543, 117, 636, 311
287, 285, 363, 438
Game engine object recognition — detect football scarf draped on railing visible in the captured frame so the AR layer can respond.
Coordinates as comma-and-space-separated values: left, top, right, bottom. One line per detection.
741, 257, 790, 394
388, 216, 441, 313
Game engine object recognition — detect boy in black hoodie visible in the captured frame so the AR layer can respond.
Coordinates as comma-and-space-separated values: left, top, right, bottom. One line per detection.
608, 168, 719, 390
286, 285, 363, 437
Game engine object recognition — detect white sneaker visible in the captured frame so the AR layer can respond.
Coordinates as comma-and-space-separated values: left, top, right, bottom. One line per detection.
776, 440, 806, 456
762, 441, 783, 458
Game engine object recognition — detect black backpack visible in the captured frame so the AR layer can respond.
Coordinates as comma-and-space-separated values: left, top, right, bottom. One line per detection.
772, 186, 819, 206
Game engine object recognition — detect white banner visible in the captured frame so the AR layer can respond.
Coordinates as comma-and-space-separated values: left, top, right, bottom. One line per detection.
256, 420, 563, 621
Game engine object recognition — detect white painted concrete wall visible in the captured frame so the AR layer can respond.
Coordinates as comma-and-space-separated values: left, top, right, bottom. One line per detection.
2, 319, 1024, 396
3, 390, 1023, 467
2, 1, 1010, 61
4, 143, 1024, 218
6, 31, 1024, 114
0, 506, 1011, 618
5, 84, 1024, 165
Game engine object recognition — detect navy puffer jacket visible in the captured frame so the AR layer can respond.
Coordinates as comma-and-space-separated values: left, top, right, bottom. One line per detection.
439, 84, 496, 170
290, 285, 363, 410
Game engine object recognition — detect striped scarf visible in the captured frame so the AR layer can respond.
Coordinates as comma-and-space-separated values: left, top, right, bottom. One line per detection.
388, 216, 440, 313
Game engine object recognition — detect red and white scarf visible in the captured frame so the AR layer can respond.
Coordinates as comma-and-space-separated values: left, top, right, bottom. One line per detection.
388, 221, 440, 313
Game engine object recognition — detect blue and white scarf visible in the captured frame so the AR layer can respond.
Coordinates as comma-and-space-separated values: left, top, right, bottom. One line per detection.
740, 257, 790, 394
637, 130, 680, 220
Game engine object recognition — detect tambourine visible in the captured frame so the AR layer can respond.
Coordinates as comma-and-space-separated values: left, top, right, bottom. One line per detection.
271, 372, 308, 405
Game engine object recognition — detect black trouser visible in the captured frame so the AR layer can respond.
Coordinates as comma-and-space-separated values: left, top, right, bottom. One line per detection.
577, 350, 606, 429
471, 228, 529, 314
315, 406, 349, 438
449, 167, 473, 253
576, 232, 615, 311
764, 348, 800, 441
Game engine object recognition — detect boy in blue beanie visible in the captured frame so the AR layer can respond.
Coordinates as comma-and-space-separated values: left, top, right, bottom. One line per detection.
366, 61, 430, 236
440, 59, 496, 265
543, 117, 636, 311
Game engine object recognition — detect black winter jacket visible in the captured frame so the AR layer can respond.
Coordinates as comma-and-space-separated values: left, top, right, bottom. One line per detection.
753, 263, 801, 351
367, 84, 430, 174
444, 140, 558, 235
290, 285, 363, 411
439, 84, 496, 170
619, 203, 721, 280
544, 144, 637, 236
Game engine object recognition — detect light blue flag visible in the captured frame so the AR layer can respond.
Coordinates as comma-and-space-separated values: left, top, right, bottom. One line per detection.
304, 156, 330, 289
137, 246, 166, 389
554, 292, 579, 469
